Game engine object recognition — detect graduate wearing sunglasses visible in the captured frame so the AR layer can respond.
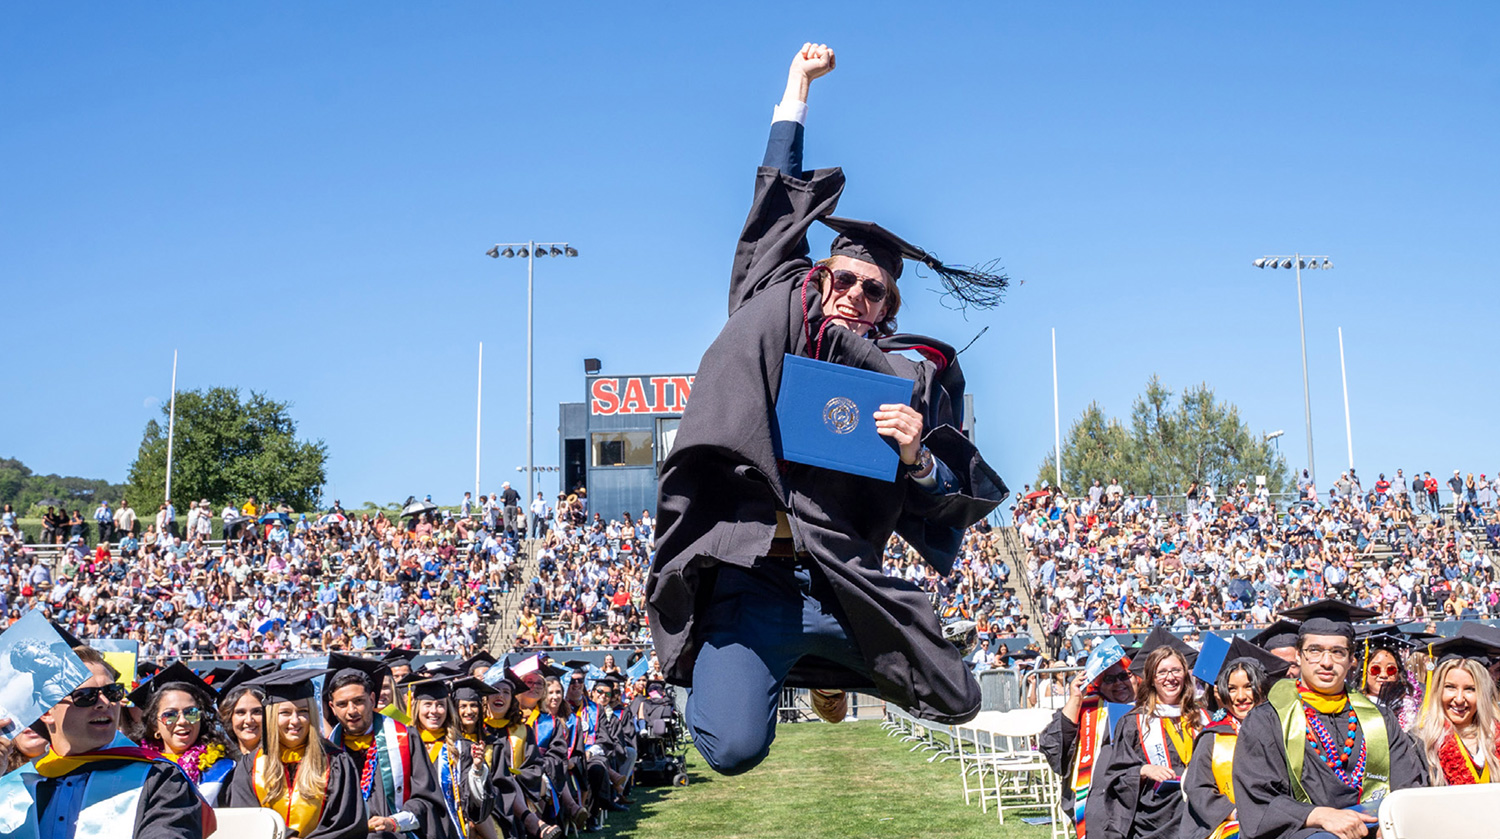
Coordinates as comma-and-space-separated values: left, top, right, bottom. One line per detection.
0, 647, 217, 838
128, 663, 237, 804
648, 42, 1008, 778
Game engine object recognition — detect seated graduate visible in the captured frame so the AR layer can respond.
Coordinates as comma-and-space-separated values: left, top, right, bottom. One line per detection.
1412, 631, 1500, 785
1097, 628, 1205, 839
567, 669, 629, 830
129, 662, 237, 803
220, 668, 365, 838
1353, 625, 1423, 730
404, 672, 496, 839
0, 646, 216, 839
1232, 600, 1428, 839
647, 40, 1007, 780
601, 676, 638, 804
1040, 639, 1138, 839
1180, 639, 1288, 839
1250, 621, 1302, 682
485, 668, 564, 839
322, 653, 450, 839
530, 676, 586, 831
214, 663, 268, 759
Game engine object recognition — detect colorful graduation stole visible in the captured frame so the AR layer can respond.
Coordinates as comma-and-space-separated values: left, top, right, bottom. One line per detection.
335, 714, 413, 807
435, 742, 472, 839
1071, 698, 1110, 838
251, 751, 330, 837
1436, 726, 1500, 785
1268, 680, 1390, 803
1207, 731, 1241, 839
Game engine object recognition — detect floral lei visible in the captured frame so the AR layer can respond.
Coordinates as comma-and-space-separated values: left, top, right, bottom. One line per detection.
1436, 724, 1500, 785
141, 741, 226, 784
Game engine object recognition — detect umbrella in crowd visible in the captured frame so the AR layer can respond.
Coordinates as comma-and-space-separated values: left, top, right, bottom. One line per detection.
400, 496, 439, 519
258, 511, 290, 524
317, 513, 347, 526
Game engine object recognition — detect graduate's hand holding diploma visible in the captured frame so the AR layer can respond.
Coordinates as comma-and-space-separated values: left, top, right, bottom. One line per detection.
1306, 805, 1377, 839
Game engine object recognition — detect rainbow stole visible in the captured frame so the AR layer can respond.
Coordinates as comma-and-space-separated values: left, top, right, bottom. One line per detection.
1206, 730, 1240, 839
1071, 699, 1110, 838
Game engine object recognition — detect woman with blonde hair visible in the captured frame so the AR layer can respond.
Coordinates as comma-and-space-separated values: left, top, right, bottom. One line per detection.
1097, 633, 1206, 839
1415, 652, 1500, 785
220, 670, 365, 838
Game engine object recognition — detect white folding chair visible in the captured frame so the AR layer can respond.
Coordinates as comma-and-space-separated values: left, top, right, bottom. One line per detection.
982, 708, 1066, 838
211, 807, 287, 839
1378, 785, 1500, 839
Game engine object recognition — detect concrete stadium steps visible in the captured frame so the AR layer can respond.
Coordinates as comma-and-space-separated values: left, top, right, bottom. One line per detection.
486, 538, 539, 653
995, 527, 1047, 642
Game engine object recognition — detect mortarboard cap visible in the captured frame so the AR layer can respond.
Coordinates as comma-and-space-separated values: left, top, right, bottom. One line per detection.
1250, 620, 1302, 652
1355, 624, 1419, 654
1128, 625, 1198, 675
325, 653, 388, 695
450, 677, 499, 703
213, 664, 264, 701
819, 216, 1008, 309
1223, 637, 1292, 691
399, 671, 451, 702
1428, 633, 1500, 667
248, 668, 329, 705
1280, 599, 1378, 640
459, 652, 497, 676
127, 661, 214, 709
380, 648, 418, 669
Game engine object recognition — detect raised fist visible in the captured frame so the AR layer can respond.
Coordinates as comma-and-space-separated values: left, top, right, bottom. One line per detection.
790, 42, 836, 81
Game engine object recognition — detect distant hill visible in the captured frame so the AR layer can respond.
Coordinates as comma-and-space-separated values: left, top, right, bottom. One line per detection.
0, 457, 127, 515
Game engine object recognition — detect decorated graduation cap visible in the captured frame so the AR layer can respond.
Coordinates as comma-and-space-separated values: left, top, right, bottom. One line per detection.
127, 661, 214, 709
1127, 625, 1198, 675
247, 668, 330, 705
1280, 599, 1379, 642
511, 653, 567, 682
195, 666, 236, 689
1250, 619, 1302, 653
818, 215, 1008, 309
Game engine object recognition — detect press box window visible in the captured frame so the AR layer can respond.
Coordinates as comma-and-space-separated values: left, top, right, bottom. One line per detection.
592, 431, 654, 467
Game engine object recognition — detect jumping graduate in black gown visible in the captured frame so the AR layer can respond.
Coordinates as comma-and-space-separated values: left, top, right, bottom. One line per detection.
647, 41, 1008, 778
1231, 600, 1427, 839
1097, 629, 1205, 839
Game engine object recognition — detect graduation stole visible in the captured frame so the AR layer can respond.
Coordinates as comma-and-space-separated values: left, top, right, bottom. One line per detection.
1137, 709, 1192, 771
506, 723, 529, 775
252, 751, 330, 838
1436, 724, 1500, 785
1070, 698, 1110, 838
32, 743, 159, 778
1207, 731, 1241, 839
434, 740, 472, 839
336, 714, 413, 806
578, 701, 601, 746
1267, 679, 1390, 803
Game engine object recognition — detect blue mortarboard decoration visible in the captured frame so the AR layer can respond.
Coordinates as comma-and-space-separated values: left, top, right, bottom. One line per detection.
1082, 637, 1126, 686
0, 610, 94, 737
774, 355, 914, 481
1192, 634, 1232, 686
626, 656, 651, 680
1105, 702, 1134, 728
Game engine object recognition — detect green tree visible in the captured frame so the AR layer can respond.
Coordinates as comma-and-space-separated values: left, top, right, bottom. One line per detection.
124, 388, 328, 513
0, 456, 126, 514
1036, 375, 1288, 496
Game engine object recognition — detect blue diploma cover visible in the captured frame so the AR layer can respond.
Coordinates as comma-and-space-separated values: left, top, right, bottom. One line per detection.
774, 354, 914, 482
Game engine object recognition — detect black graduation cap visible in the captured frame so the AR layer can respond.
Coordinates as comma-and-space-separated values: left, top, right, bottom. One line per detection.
1280, 599, 1379, 641
459, 652, 497, 676
127, 661, 214, 709
381, 648, 418, 670
1223, 637, 1292, 691
1127, 625, 1198, 675
1250, 620, 1302, 652
819, 215, 1009, 310
247, 668, 330, 705
1355, 624, 1419, 654
449, 677, 498, 703
213, 664, 264, 701
325, 653, 388, 695
195, 666, 236, 689
562, 660, 594, 682
399, 672, 451, 702
49, 621, 85, 650
1428, 633, 1500, 666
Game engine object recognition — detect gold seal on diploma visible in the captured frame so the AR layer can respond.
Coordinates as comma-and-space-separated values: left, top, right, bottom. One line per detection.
823, 396, 859, 434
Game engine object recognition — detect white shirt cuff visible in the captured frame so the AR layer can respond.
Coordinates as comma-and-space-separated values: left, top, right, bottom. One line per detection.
393, 810, 420, 832
772, 100, 807, 125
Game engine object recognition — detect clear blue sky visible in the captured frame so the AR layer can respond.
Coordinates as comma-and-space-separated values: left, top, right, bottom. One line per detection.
4, 3, 1497, 507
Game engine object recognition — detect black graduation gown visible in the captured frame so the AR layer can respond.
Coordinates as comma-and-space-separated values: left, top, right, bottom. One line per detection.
1231, 699, 1428, 839
1179, 724, 1236, 839
533, 711, 580, 807
219, 743, 366, 839
487, 723, 548, 834
327, 719, 455, 839
1041, 708, 1119, 818
1096, 708, 1193, 839
89, 761, 210, 839
428, 737, 495, 839
648, 158, 1007, 724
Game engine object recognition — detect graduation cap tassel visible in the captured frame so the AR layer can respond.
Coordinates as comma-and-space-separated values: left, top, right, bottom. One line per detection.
921, 256, 1010, 310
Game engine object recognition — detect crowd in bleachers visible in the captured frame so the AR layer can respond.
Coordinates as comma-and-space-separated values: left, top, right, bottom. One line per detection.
1013, 468, 1500, 658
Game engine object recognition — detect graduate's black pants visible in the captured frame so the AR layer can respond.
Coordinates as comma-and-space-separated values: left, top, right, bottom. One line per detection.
687, 557, 872, 776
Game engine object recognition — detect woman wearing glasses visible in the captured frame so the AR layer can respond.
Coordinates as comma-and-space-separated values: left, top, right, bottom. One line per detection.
220, 669, 365, 838
1097, 640, 1206, 839
128, 663, 237, 803
647, 41, 1007, 778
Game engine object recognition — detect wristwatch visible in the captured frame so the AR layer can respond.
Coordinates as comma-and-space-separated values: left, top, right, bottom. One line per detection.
903, 447, 935, 479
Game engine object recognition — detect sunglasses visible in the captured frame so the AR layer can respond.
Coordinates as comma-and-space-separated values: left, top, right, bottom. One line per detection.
66, 683, 127, 708
829, 270, 888, 305
159, 707, 204, 726
1099, 672, 1133, 685
1368, 664, 1400, 678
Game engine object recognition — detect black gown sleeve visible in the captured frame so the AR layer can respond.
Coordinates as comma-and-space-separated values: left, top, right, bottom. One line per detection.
1231, 703, 1315, 839
217, 752, 258, 808
1179, 734, 1234, 839
307, 751, 368, 839
1097, 712, 1146, 839
1040, 710, 1079, 786
399, 732, 457, 839
132, 762, 212, 839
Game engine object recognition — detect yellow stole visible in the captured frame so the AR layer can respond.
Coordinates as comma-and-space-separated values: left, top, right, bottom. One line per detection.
1206, 731, 1241, 839
420, 729, 445, 766
251, 751, 325, 837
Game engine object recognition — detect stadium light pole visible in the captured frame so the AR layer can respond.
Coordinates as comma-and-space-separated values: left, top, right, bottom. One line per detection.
486, 241, 579, 526
1253, 253, 1331, 492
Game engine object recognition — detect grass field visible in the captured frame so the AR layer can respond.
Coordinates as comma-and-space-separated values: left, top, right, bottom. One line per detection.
600, 721, 1054, 839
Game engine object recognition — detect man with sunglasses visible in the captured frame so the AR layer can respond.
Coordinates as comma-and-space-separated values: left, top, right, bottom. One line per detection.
648, 42, 1007, 777
0, 647, 215, 838
1041, 655, 1138, 838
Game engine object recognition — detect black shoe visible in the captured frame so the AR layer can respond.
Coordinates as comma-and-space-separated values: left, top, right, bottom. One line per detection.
585, 814, 603, 832
604, 800, 629, 812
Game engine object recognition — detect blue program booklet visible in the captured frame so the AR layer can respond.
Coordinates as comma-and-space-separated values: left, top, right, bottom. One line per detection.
775, 354, 914, 481
0, 610, 93, 737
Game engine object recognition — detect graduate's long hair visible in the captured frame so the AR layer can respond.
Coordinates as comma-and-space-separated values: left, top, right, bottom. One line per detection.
1135, 648, 1204, 739
1416, 658, 1500, 785
259, 698, 331, 807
